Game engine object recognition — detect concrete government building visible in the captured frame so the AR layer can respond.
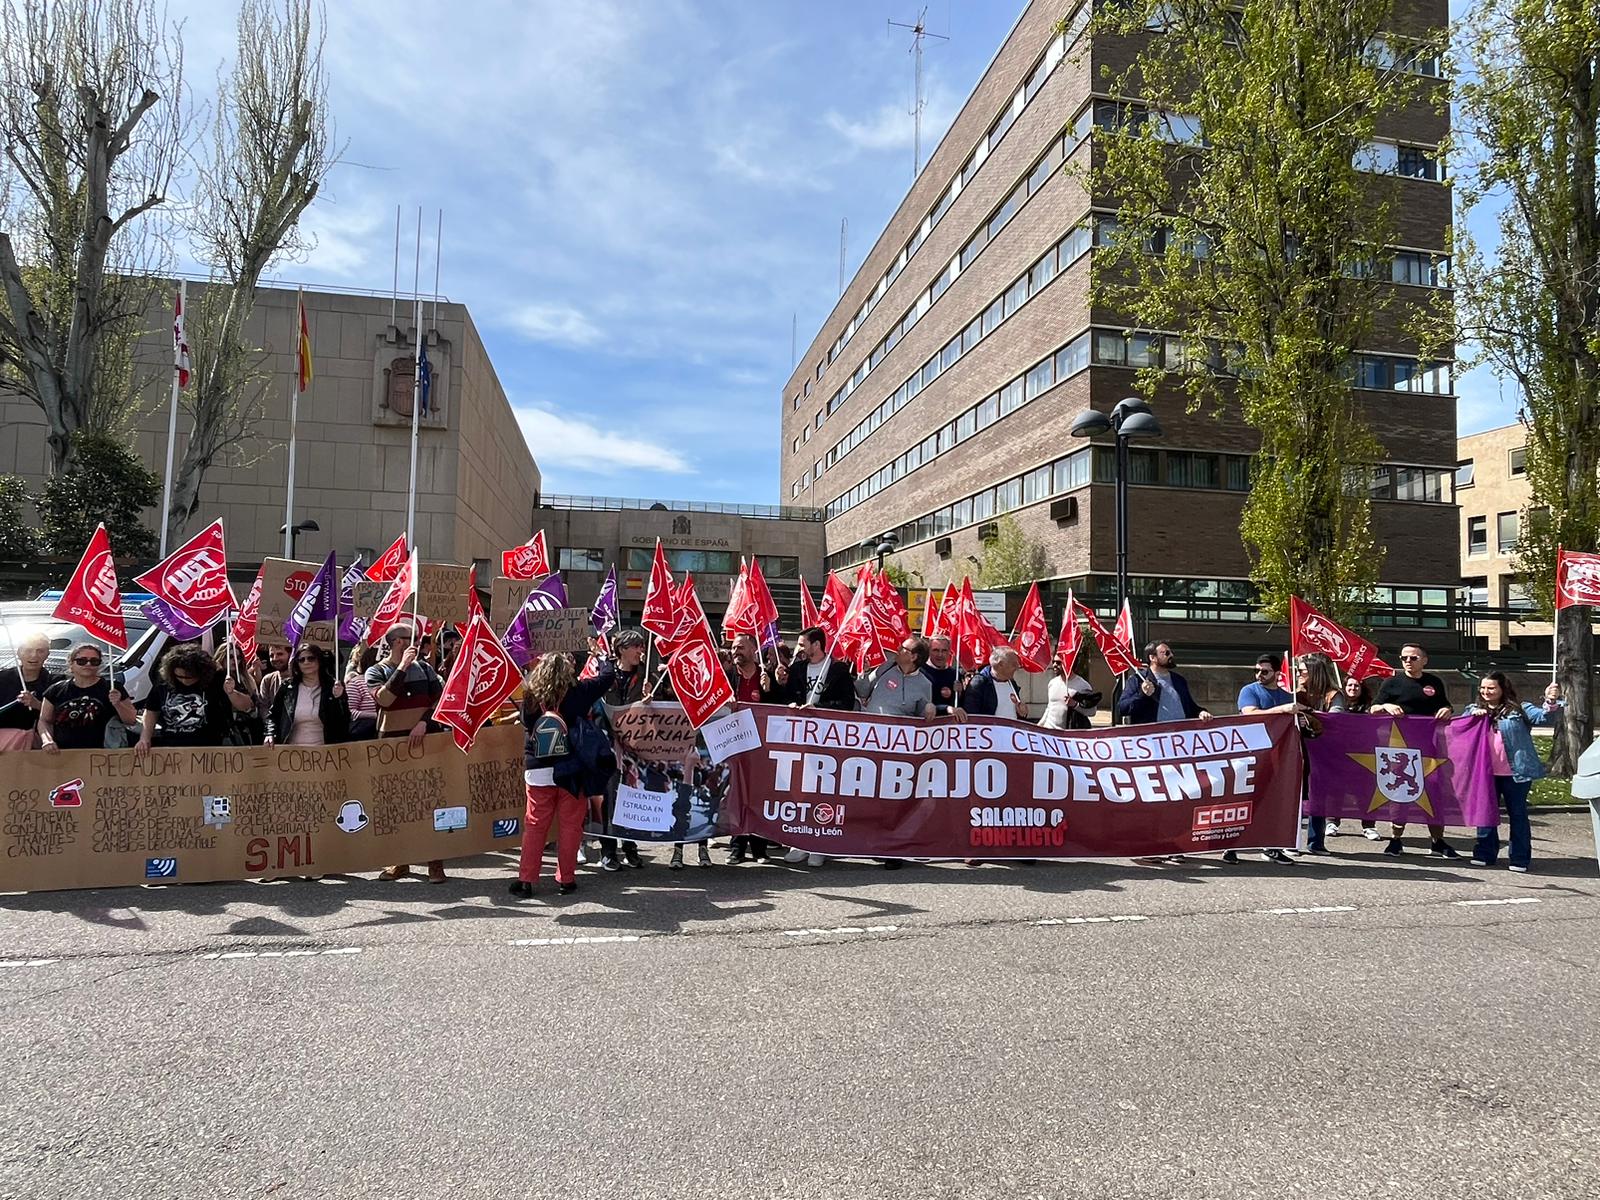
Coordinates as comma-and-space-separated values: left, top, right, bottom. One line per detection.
1, 282, 540, 574
779, 0, 1458, 664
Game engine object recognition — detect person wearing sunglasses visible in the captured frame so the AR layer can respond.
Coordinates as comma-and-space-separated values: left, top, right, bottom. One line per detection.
135, 645, 246, 757
38, 642, 138, 753
1372, 642, 1460, 858
264, 645, 350, 747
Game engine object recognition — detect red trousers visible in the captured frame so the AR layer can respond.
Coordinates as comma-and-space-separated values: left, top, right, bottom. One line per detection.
519, 784, 585, 885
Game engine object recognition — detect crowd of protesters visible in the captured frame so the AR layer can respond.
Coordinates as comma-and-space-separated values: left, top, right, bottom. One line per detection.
0, 621, 1569, 893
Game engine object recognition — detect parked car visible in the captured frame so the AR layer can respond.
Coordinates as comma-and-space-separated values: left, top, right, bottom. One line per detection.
0, 600, 155, 675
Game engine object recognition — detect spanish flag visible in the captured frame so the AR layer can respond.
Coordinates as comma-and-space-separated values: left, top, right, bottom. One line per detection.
296, 297, 313, 393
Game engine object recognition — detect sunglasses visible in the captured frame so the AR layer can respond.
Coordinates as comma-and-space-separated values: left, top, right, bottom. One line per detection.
296, 655, 321, 663
1399, 654, 1421, 661
73, 656, 103, 666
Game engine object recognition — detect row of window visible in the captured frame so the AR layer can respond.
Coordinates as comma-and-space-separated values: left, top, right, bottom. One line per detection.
820, 314, 1453, 520
821, 79, 1097, 422
815, 215, 1102, 486
794, 4, 1089, 409
613, 548, 800, 579
1466, 513, 1519, 557
1141, 5, 1444, 79
1456, 445, 1526, 490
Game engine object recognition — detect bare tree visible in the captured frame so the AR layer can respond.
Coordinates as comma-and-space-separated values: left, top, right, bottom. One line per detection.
163, 0, 337, 546
0, 0, 183, 472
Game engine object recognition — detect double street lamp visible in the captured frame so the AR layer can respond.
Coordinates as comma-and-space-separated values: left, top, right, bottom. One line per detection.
864, 530, 900, 572
280, 518, 320, 560
1068, 396, 1163, 615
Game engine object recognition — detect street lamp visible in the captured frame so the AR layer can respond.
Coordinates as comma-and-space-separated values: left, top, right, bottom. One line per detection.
1069, 396, 1163, 615
861, 531, 900, 573
280, 518, 320, 559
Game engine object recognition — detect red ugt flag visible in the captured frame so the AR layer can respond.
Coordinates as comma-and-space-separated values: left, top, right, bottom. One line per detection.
1057, 591, 1084, 676
818, 572, 852, 646
366, 534, 409, 582
641, 539, 679, 638
1012, 581, 1052, 673
1289, 595, 1392, 679
135, 518, 233, 630
366, 551, 418, 644
232, 569, 264, 659
665, 620, 736, 728
1555, 547, 1600, 610
434, 612, 521, 752
1082, 602, 1140, 676
660, 573, 710, 656
502, 531, 550, 581
54, 524, 127, 649
798, 576, 822, 632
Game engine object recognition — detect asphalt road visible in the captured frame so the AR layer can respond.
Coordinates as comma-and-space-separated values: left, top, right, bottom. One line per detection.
4, 816, 1598, 1200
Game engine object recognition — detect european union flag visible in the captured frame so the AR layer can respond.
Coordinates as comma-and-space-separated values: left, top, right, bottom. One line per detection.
418, 344, 432, 415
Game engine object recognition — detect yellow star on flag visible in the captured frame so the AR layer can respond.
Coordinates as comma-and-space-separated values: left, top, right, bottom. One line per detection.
1347, 722, 1448, 816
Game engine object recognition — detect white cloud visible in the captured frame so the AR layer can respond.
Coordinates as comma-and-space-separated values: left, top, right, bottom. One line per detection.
825, 103, 918, 152
506, 303, 602, 348
515, 404, 693, 476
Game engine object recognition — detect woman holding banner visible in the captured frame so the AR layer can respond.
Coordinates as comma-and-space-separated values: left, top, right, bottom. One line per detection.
1462, 673, 1558, 873
265, 646, 351, 746
38, 642, 139, 752
0, 631, 54, 751
510, 650, 616, 898
368, 623, 447, 883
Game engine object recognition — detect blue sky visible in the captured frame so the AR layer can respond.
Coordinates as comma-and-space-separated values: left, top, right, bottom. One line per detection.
169, 0, 1514, 501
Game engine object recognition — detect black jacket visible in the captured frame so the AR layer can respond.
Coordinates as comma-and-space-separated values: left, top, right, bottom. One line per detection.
785, 657, 857, 710
267, 677, 353, 744
963, 666, 1018, 718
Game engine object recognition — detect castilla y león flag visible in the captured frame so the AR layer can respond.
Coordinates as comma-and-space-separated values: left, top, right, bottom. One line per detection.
135, 519, 233, 632
434, 612, 521, 752
54, 524, 127, 649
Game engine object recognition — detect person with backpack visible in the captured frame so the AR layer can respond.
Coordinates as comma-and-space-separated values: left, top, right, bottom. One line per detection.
510, 651, 615, 898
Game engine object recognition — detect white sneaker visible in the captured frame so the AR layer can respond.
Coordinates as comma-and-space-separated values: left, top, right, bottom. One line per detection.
1327, 822, 1342, 837
806, 853, 825, 867
575, 846, 590, 866
1362, 827, 1383, 841
784, 848, 808, 864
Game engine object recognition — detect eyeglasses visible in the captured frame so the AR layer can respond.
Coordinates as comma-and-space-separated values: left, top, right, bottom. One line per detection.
73, 656, 103, 666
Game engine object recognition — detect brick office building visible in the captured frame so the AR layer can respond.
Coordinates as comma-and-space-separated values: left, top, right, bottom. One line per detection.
0, 282, 540, 574
779, 1, 1459, 666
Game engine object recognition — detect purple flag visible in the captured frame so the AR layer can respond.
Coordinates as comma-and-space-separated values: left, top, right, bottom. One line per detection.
140, 596, 213, 641
759, 619, 779, 652
503, 574, 570, 668
1305, 712, 1498, 827
283, 551, 338, 647
590, 566, 619, 635
337, 557, 368, 643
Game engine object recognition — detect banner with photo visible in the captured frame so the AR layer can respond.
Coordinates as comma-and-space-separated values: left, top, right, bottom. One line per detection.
0, 728, 525, 893
722, 706, 1303, 859
590, 702, 727, 844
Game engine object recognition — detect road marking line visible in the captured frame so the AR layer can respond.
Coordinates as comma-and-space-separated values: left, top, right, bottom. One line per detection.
1033, 915, 1149, 926
1257, 905, 1358, 915
1454, 897, 1540, 907
508, 935, 643, 947
0, 958, 58, 968
779, 925, 901, 937
201, 947, 363, 960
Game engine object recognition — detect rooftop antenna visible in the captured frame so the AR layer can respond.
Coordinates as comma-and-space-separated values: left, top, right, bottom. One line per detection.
839, 217, 848, 295
889, 7, 948, 178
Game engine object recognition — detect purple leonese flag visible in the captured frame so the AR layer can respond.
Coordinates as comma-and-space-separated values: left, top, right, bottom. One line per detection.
590, 566, 619, 636
282, 550, 338, 647
503, 573, 571, 668
1305, 711, 1498, 827
140, 596, 212, 641
337, 557, 368, 642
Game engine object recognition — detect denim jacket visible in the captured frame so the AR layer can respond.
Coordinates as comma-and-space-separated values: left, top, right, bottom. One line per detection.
1460, 701, 1552, 783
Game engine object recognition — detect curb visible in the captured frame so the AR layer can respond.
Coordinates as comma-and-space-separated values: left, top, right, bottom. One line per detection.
1532, 804, 1592, 814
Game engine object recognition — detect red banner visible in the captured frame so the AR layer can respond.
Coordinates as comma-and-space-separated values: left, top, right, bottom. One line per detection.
665, 622, 735, 727
1555, 547, 1600, 610
1289, 595, 1391, 679
501, 531, 549, 581
724, 707, 1302, 858
1013, 581, 1051, 672
53, 524, 127, 648
434, 612, 521, 751
134, 518, 233, 629
367, 534, 409, 582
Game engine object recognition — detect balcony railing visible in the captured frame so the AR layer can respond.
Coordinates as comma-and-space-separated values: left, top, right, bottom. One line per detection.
537, 493, 823, 522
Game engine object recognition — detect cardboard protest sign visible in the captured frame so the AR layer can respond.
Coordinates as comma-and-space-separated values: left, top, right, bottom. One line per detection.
591, 702, 727, 844
0, 728, 525, 893
491, 576, 540, 620
506, 607, 590, 656
258, 556, 337, 649
418, 563, 472, 625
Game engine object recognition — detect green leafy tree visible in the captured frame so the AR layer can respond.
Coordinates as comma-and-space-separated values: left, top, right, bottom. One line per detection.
1452, 0, 1600, 769
1082, 0, 1441, 624
975, 516, 1047, 589
0, 475, 41, 560
36, 431, 159, 559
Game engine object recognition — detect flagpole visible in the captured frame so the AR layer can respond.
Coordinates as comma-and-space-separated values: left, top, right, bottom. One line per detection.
158, 280, 185, 558
406, 208, 423, 552
283, 288, 303, 558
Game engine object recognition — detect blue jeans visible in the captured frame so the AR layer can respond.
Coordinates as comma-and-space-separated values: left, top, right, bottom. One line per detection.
1473, 777, 1533, 868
